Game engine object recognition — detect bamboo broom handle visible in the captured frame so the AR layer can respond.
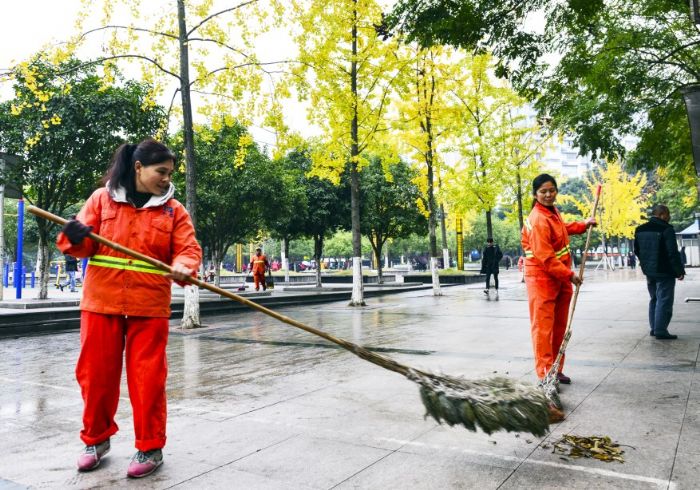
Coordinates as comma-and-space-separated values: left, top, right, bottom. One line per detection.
28, 205, 418, 378
546, 184, 602, 379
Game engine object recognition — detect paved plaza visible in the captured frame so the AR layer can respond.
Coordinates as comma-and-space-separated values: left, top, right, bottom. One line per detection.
0, 268, 698, 489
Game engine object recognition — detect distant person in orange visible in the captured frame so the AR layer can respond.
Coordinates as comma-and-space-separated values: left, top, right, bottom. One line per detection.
249, 248, 270, 291
521, 174, 596, 387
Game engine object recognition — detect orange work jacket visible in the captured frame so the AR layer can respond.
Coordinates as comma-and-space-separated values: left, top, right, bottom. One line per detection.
521, 202, 587, 283
250, 254, 268, 274
57, 186, 201, 318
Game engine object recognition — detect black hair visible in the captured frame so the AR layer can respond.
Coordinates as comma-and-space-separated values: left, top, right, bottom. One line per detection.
531, 173, 558, 207
651, 204, 669, 217
487, 238, 494, 243
103, 139, 176, 197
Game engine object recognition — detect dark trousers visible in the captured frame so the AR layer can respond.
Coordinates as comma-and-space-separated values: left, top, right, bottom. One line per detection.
485, 272, 499, 290
646, 276, 676, 335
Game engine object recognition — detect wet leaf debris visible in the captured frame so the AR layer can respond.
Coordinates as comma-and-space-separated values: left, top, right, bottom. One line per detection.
552, 435, 626, 463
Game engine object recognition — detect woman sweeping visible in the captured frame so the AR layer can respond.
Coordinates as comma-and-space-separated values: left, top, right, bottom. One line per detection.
57, 139, 201, 478
521, 174, 595, 392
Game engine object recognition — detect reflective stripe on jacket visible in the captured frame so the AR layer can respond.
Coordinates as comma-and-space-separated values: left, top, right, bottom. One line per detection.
57, 187, 202, 317
521, 202, 586, 283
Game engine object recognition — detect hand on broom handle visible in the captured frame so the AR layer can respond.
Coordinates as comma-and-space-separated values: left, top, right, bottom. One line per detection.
545, 184, 602, 381
27, 205, 418, 378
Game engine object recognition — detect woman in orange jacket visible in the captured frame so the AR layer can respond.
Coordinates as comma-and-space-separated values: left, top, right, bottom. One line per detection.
57, 139, 201, 479
521, 174, 595, 388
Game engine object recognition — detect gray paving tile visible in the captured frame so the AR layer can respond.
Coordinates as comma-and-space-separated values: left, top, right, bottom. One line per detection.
227, 435, 390, 489
669, 451, 700, 489
336, 450, 513, 489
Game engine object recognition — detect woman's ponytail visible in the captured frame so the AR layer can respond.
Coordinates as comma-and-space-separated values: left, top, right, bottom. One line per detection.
102, 139, 175, 196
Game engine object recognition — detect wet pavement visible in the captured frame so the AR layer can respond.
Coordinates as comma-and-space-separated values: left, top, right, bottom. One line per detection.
0, 268, 698, 489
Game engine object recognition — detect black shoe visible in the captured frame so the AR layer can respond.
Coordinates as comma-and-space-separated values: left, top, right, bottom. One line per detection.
650, 330, 654, 336
655, 332, 678, 340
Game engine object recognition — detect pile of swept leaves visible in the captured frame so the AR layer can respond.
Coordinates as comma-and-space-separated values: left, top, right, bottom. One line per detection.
553, 435, 625, 463
411, 372, 551, 437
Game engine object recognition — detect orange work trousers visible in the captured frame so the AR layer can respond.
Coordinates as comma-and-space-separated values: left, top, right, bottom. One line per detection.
525, 274, 573, 379
76, 311, 169, 451
253, 271, 266, 290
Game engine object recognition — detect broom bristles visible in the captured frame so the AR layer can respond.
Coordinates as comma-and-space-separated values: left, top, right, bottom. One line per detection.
408, 370, 551, 437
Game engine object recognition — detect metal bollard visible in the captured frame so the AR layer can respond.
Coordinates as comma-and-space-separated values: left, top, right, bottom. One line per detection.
30, 271, 35, 288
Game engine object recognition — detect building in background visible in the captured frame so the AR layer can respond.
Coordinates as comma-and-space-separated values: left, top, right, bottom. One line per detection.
520, 106, 638, 179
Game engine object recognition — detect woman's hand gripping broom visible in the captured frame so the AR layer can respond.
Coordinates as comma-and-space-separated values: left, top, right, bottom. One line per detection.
542, 185, 601, 412
30, 205, 553, 437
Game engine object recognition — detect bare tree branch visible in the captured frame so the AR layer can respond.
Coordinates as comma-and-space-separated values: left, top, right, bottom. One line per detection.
187, 0, 258, 37
56, 55, 181, 81
187, 37, 253, 59
76, 24, 178, 43
188, 60, 295, 87
166, 87, 181, 122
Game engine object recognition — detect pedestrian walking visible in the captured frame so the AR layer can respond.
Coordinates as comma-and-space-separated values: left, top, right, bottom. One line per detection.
249, 248, 270, 291
60, 254, 79, 292
521, 174, 596, 386
481, 238, 503, 296
680, 246, 687, 267
56, 139, 201, 478
634, 204, 685, 340
627, 251, 636, 269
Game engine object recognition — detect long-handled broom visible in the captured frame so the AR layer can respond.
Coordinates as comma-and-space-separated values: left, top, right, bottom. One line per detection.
541, 185, 602, 410
29, 205, 552, 437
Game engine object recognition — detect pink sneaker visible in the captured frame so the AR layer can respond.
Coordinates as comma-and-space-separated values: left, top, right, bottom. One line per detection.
77, 439, 110, 472
127, 449, 163, 478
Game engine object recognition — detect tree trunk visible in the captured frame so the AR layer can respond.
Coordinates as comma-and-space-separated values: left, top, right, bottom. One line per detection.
36, 233, 51, 300
370, 234, 384, 284
439, 203, 449, 269
601, 233, 613, 270
426, 153, 441, 296
349, 0, 364, 306
485, 209, 493, 240
314, 234, 323, 288
213, 249, 222, 288
281, 237, 290, 283
516, 164, 524, 256
177, 0, 200, 328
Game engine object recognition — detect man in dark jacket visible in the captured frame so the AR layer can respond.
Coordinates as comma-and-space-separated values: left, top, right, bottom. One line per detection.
634, 205, 685, 340
61, 254, 79, 292
481, 238, 503, 295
